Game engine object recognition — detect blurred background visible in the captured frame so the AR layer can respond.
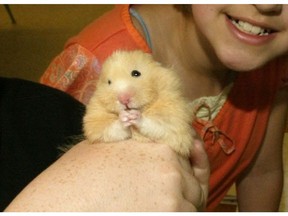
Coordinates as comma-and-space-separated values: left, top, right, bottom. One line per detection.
0, 4, 113, 81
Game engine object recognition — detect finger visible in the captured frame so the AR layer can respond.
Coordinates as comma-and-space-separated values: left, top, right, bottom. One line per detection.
189, 139, 210, 207
180, 199, 198, 212
190, 140, 210, 183
180, 169, 204, 211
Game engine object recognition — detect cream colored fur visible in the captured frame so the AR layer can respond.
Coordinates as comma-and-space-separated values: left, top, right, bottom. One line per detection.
83, 50, 195, 157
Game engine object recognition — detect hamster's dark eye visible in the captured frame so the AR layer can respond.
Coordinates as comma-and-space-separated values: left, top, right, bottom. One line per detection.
131, 70, 141, 77
108, 80, 112, 85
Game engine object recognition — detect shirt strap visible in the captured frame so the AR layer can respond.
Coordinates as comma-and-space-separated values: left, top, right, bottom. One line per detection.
129, 7, 153, 50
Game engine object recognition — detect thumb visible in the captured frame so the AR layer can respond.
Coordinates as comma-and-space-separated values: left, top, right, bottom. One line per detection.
190, 139, 210, 209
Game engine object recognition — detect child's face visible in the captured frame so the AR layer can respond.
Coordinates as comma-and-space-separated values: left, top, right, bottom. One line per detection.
191, 5, 288, 71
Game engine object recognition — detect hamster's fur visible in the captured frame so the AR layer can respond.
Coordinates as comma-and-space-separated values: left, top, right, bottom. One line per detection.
83, 50, 195, 157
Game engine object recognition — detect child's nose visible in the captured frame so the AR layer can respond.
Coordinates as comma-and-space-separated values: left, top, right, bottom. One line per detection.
253, 4, 282, 15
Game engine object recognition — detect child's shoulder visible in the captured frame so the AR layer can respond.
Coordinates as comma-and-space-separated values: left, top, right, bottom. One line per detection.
64, 5, 150, 60
65, 6, 126, 51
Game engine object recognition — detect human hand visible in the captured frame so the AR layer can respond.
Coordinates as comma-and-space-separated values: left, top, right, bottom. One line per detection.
189, 139, 210, 211
5, 139, 209, 212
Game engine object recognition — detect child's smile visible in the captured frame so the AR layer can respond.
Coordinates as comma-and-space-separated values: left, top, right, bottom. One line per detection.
226, 14, 277, 46
227, 15, 275, 36
190, 5, 288, 71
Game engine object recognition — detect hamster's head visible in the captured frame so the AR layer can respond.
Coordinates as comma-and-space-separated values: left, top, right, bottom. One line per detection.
94, 50, 167, 113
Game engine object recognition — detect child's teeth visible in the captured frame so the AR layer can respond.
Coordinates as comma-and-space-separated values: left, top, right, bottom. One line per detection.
240, 21, 253, 32
230, 17, 270, 36
251, 26, 262, 35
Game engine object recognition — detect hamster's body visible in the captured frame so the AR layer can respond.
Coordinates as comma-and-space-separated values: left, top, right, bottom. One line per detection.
83, 50, 195, 157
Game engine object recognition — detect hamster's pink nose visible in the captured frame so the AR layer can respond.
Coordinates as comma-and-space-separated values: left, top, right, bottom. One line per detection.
118, 93, 131, 105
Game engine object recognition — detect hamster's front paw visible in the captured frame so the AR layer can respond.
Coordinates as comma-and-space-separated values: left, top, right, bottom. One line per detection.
127, 109, 142, 126
119, 109, 142, 127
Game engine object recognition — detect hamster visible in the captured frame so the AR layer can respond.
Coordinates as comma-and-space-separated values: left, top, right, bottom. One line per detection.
83, 50, 195, 157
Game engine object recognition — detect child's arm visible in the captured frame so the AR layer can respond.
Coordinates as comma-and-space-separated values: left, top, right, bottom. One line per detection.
236, 88, 288, 211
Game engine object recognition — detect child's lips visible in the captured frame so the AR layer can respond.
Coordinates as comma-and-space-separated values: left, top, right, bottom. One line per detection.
225, 14, 277, 46
227, 15, 276, 36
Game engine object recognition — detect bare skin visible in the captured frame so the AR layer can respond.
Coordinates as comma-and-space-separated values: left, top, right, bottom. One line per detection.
5, 139, 209, 212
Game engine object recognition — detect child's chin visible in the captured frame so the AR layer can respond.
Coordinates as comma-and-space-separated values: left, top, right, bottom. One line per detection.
217, 48, 270, 72
222, 56, 267, 72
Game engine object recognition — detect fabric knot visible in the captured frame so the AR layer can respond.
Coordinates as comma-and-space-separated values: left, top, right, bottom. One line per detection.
201, 120, 235, 155
193, 102, 235, 155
